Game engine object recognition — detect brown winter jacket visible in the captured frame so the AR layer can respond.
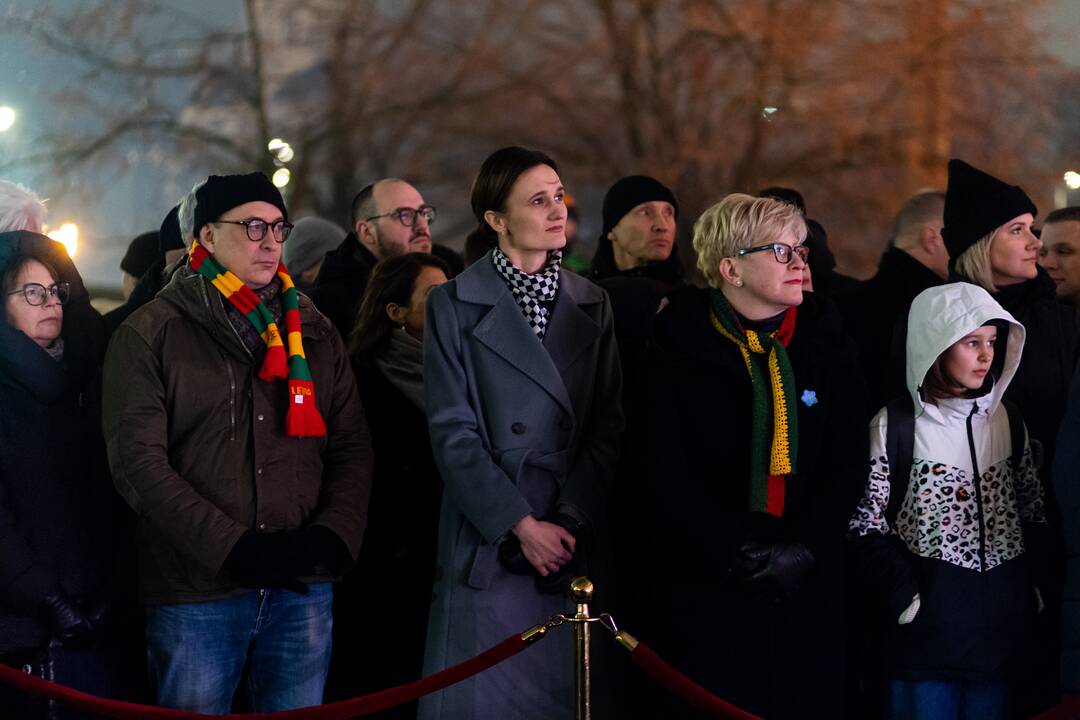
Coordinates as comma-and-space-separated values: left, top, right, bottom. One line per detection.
102, 266, 372, 605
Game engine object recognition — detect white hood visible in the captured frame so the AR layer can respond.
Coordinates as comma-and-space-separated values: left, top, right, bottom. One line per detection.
906, 282, 1025, 413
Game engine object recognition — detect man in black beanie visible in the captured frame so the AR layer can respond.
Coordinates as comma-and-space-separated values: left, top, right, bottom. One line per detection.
588, 175, 683, 284
102, 172, 371, 714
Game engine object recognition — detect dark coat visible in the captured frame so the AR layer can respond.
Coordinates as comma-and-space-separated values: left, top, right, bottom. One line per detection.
310, 233, 378, 339
1054, 364, 1080, 693
837, 247, 945, 415
311, 236, 464, 340
629, 287, 867, 720
326, 358, 442, 716
989, 269, 1078, 477
587, 236, 686, 285
0, 231, 114, 656
102, 266, 373, 605
419, 253, 623, 720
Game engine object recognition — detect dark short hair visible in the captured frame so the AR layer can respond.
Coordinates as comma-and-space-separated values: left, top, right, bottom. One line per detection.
349, 183, 377, 229
348, 252, 450, 357
759, 187, 806, 215
1045, 206, 1080, 225
3, 251, 59, 295
470, 147, 559, 247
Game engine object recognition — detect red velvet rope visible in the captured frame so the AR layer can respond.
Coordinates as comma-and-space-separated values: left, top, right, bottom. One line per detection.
627, 641, 764, 720
0, 633, 527, 719
1030, 694, 1080, 720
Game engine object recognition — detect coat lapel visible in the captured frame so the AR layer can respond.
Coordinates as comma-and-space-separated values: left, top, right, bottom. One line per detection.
543, 272, 602, 374
461, 257, 574, 414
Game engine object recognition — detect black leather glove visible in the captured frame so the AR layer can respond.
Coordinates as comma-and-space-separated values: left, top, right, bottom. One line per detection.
41, 590, 97, 646
734, 542, 815, 600
223, 531, 310, 594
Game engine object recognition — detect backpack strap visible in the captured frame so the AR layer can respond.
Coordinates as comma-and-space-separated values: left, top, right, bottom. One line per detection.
884, 396, 916, 526
1002, 397, 1026, 470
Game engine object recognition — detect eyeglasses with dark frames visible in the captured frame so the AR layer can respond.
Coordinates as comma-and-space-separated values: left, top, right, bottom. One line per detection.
736, 242, 809, 265
214, 218, 294, 243
366, 205, 437, 228
6, 282, 71, 306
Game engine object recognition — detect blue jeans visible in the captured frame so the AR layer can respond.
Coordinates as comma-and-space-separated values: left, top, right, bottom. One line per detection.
145, 584, 333, 713
889, 679, 1006, 720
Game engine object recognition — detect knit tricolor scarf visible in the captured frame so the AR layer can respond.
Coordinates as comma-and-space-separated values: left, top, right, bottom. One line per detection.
709, 289, 797, 516
189, 240, 326, 437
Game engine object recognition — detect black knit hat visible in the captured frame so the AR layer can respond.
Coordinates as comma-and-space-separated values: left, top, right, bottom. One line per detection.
192, 173, 288, 238
158, 204, 183, 253
942, 159, 1037, 259
120, 231, 162, 278
601, 175, 679, 237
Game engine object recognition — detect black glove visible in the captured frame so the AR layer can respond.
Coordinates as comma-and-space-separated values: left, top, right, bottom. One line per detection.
734, 542, 815, 600
223, 531, 310, 594
41, 590, 97, 646
292, 526, 352, 576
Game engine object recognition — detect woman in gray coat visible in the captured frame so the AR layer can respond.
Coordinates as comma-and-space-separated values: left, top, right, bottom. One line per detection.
419, 147, 623, 719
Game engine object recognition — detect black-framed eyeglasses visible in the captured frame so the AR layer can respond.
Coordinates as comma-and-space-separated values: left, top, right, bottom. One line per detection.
214, 219, 294, 243
366, 205, 437, 227
736, 242, 809, 265
6, 282, 70, 306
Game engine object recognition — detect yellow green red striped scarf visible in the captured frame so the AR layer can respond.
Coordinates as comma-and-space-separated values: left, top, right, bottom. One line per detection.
189, 240, 326, 437
709, 289, 797, 516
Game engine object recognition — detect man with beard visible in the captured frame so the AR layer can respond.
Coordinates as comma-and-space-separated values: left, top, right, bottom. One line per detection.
312, 179, 460, 337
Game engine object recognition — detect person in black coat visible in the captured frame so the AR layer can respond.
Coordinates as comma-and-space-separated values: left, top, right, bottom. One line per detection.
944, 158, 1077, 716
0, 232, 131, 718
838, 191, 948, 415
626, 194, 866, 719
323, 252, 450, 716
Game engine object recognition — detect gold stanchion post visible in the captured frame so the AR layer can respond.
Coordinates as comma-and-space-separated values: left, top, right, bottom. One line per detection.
570, 576, 593, 720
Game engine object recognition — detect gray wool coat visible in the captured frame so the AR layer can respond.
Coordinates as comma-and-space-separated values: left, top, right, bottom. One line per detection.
418, 254, 623, 720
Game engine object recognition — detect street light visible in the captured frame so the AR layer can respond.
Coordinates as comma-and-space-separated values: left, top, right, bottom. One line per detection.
47, 222, 79, 259
1065, 171, 1080, 191
0, 106, 15, 132
272, 168, 291, 188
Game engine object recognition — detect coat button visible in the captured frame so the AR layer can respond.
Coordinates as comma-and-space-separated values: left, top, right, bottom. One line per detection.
257, 414, 264, 421
511, 422, 526, 435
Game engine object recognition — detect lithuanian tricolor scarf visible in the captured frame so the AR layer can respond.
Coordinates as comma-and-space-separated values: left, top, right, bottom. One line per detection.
709, 289, 797, 516
189, 240, 327, 437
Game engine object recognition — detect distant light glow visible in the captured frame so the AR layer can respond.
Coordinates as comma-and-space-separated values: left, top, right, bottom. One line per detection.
267, 137, 285, 152
0, 106, 15, 132
272, 168, 291, 188
1065, 171, 1080, 190
761, 106, 779, 120
47, 222, 79, 258
276, 145, 294, 163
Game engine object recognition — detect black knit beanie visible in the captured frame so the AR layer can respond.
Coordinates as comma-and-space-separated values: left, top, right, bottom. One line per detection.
192, 173, 288, 238
120, 231, 162, 277
601, 175, 679, 237
158, 204, 183, 253
942, 159, 1037, 259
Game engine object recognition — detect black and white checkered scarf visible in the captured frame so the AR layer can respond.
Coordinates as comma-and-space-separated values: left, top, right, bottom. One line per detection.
492, 246, 562, 339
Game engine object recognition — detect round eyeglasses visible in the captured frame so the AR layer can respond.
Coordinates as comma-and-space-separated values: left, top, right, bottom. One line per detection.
6, 282, 71, 306
214, 219, 294, 243
736, 242, 809, 264
366, 205, 437, 228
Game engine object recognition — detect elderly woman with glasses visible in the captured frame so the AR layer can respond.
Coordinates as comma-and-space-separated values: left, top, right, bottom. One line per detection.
623, 194, 867, 719
0, 231, 128, 716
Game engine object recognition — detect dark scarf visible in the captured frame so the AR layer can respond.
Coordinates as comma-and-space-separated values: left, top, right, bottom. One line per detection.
492, 247, 562, 339
375, 328, 425, 411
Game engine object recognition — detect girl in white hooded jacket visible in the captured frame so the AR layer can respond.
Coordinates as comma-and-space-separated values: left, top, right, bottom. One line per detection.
850, 282, 1048, 720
